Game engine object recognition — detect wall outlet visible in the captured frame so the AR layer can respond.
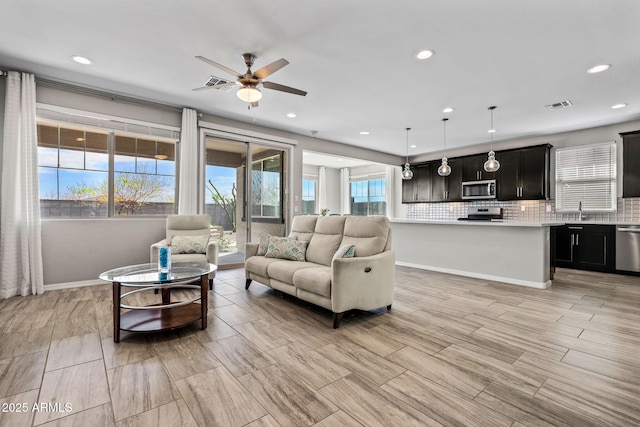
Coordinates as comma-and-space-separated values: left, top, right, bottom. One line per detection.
294, 195, 299, 202
521, 205, 526, 212
294, 205, 299, 213
546, 205, 552, 212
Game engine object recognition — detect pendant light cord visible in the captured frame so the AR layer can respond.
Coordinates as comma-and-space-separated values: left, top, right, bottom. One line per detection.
488, 106, 496, 149
405, 127, 411, 163
442, 118, 448, 148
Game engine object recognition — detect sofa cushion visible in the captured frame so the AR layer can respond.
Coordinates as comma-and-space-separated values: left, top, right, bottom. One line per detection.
267, 261, 322, 284
288, 215, 318, 242
265, 237, 308, 261
340, 216, 389, 257
245, 256, 283, 278
170, 235, 210, 254
293, 267, 332, 298
305, 216, 347, 266
332, 244, 355, 261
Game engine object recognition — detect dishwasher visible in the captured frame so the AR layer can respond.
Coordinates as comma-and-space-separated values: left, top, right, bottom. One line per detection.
616, 225, 640, 272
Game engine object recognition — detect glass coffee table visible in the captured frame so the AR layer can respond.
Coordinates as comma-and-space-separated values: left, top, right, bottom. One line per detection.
100, 262, 217, 343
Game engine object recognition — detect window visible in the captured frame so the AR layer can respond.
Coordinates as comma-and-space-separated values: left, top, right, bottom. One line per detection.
251, 153, 282, 219
38, 121, 177, 217
302, 177, 317, 214
350, 177, 386, 216
555, 142, 616, 212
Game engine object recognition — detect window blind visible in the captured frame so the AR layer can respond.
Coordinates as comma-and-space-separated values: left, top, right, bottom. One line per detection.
555, 142, 616, 212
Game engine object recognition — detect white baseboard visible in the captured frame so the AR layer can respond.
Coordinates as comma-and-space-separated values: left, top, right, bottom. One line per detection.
396, 261, 552, 289
45, 279, 105, 291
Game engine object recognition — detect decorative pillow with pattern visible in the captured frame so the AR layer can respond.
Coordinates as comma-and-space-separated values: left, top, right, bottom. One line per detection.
257, 234, 297, 256
332, 244, 356, 262
264, 236, 308, 261
170, 235, 210, 254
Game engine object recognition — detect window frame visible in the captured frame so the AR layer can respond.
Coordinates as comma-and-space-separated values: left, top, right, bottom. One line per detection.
349, 174, 387, 216
37, 118, 179, 218
555, 141, 617, 213
302, 175, 318, 215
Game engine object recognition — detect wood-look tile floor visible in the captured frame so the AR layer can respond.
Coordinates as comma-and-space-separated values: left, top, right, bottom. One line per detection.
1, 266, 640, 426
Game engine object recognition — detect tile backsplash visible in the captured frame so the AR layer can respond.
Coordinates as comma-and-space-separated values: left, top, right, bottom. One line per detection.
407, 197, 640, 223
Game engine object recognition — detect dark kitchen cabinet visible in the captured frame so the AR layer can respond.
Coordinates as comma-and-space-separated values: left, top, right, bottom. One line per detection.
401, 164, 431, 203
621, 130, 640, 198
430, 158, 463, 202
552, 224, 615, 272
462, 154, 497, 182
497, 145, 550, 200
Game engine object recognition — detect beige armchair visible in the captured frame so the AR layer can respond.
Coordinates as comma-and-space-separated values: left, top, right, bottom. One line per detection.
150, 214, 219, 289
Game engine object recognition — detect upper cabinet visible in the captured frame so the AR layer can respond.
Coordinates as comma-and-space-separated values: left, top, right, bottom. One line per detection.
401, 144, 551, 203
430, 158, 463, 202
401, 164, 431, 203
621, 130, 640, 198
462, 154, 498, 182
497, 145, 550, 200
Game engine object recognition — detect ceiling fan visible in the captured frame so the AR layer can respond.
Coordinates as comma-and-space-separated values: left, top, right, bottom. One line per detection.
193, 53, 307, 108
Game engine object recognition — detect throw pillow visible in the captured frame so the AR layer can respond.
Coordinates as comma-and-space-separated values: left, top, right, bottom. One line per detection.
265, 236, 308, 262
332, 244, 356, 262
256, 234, 271, 256
170, 235, 210, 254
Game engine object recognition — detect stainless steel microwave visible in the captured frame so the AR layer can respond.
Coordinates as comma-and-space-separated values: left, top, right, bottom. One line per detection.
462, 180, 497, 200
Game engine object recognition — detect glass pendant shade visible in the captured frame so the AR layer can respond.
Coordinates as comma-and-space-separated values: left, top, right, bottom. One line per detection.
237, 86, 262, 103
438, 157, 451, 176
402, 163, 414, 180
484, 150, 500, 172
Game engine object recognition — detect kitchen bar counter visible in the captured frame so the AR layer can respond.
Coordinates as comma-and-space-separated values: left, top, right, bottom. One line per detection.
390, 219, 557, 289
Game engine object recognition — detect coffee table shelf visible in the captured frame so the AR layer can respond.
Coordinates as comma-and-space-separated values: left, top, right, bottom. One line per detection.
100, 262, 217, 343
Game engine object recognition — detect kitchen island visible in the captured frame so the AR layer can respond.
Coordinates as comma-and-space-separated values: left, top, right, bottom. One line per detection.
390, 219, 564, 289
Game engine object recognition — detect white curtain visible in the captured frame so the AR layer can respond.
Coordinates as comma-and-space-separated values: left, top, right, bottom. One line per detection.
318, 166, 327, 212
384, 165, 395, 218
178, 108, 199, 214
0, 72, 44, 298
340, 167, 351, 215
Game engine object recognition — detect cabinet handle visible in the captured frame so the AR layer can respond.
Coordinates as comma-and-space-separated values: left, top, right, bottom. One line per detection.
604, 236, 607, 264
576, 234, 579, 246
568, 226, 583, 230
571, 234, 574, 246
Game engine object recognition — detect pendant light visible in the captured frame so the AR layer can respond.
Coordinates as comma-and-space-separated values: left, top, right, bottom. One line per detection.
437, 118, 451, 176
402, 127, 413, 180
484, 106, 500, 172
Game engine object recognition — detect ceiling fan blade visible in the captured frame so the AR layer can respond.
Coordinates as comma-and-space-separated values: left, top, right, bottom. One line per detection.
262, 81, 307, 96
192, 82, 237, 91
253, 58, 289, 79
195, 56, 242, 78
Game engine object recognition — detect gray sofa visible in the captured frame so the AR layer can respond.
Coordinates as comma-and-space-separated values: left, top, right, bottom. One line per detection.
245, 215, 395, 328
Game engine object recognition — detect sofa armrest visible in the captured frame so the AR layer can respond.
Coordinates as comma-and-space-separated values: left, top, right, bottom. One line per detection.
150, 239, 169, 263
331, 250, 395, 313
206, 240, 219, 265
245, 242, 259, 259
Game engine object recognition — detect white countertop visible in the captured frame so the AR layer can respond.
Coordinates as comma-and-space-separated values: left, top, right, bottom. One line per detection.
390, 218, 564, 227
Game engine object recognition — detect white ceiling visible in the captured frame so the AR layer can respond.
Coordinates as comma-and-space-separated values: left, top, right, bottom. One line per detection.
1, 1, 639, 158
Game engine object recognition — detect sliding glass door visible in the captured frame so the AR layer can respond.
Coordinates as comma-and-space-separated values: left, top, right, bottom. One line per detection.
204, 136, 289, 268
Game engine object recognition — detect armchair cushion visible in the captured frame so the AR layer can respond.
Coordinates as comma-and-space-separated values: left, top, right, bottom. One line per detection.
170, 235, 210, 254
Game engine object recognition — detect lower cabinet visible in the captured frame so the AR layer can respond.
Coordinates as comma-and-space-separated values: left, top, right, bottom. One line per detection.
553, 224, 615, 272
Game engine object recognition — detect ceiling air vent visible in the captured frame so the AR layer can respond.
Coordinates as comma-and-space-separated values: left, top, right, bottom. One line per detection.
545, 100, 573, 110
204, 75, 234, 91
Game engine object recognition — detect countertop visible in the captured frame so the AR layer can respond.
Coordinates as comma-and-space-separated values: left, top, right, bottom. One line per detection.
391, 219, 640, 227
390, 219, 564, 227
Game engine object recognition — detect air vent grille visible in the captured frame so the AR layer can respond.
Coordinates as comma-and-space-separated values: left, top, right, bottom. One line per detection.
545, 100, 573, 110
205, 76, 234, 91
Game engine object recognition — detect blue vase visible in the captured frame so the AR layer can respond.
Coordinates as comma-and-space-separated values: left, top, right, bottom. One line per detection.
158, 247, 171, 273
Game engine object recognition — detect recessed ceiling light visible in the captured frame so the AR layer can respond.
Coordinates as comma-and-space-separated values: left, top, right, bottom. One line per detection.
416, 49, 434, 60
71, 55, 92, 65
359, 131, 370, 135
286, 113, 296, 118
611, 103, 628, 109
442, 107, 454, 113
587, 64, 611, 74
410, 145, 417, 148
338, 159, 343, 162
488, 129, 497, 133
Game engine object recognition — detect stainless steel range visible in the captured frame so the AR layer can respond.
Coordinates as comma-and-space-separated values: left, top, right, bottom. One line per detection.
458, 207, 504, 221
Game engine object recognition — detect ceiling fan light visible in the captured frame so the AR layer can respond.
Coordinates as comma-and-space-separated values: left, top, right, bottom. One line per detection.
484, 150, 500, 172
237, 86, 262, 103
402, 163, 414, 180
438, 158, 451, 176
